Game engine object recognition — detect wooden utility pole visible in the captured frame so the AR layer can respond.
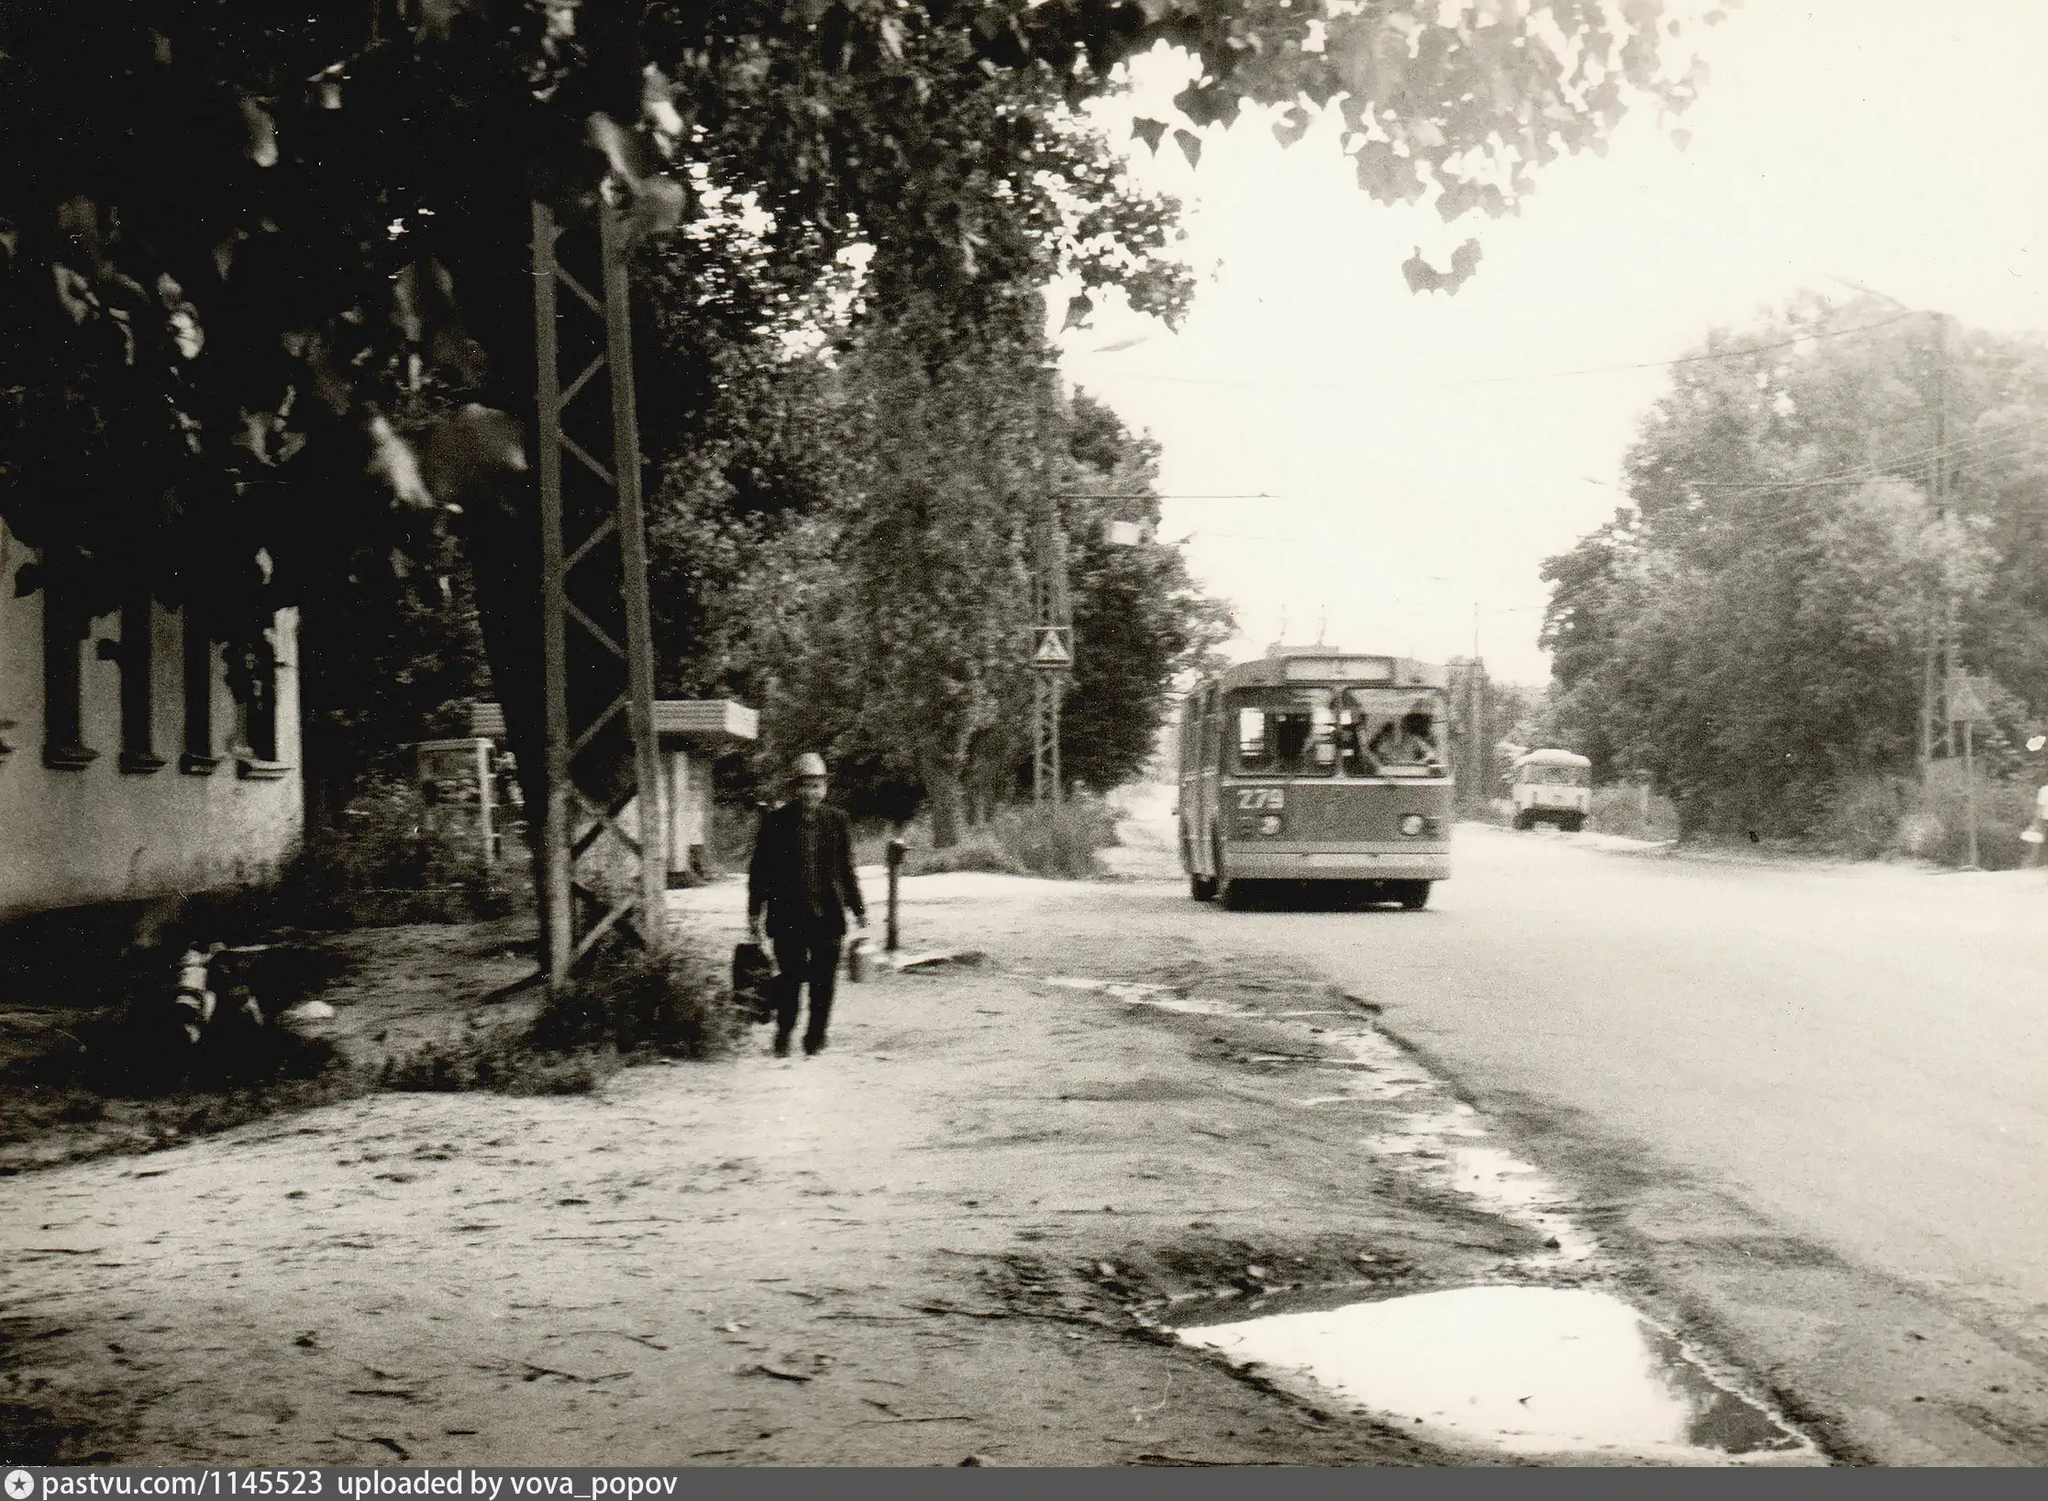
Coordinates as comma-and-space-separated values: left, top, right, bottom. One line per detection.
1918, 308, 1955, 771
1935, 311, 1957, 760
1950, 673, 1987, 869
532, 200, 667, 993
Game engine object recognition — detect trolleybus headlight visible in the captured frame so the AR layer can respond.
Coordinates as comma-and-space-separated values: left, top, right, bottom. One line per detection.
1399, 813, 1426, 837
1259, 814, 1282, 836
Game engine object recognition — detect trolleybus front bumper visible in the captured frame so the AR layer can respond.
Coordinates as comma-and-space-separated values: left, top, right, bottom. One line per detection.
1220, 841, 1450, 881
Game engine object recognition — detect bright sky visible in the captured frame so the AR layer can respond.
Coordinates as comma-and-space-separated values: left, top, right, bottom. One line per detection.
1054, 1, 2048, 686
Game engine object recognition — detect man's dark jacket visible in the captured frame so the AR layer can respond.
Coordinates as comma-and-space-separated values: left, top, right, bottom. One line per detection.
748, 800, 865, 938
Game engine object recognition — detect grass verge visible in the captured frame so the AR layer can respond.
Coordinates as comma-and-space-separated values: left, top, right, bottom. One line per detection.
378, 939, 743, 1096
1, 917, 744, 1171
1820, 766, 2039, 869
898, 797, 1120, 879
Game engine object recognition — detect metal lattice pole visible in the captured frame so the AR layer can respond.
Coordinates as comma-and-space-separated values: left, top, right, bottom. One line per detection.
600, 207, 671, 956
1032, 672, 1051, 807
1050, 671, 1063, 807
533, 200, 668, 994
1030, 503, 1071, 807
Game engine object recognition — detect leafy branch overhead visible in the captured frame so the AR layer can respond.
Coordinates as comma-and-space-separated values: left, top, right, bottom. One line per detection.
1119, 1, 1718, 283
0, 0, 1706, 637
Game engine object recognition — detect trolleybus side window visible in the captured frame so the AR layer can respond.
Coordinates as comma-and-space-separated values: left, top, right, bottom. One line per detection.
1236, 706, 1269, 767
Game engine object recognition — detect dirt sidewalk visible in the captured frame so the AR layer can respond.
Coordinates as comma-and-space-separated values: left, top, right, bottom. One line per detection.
2, 888, 1549, 1467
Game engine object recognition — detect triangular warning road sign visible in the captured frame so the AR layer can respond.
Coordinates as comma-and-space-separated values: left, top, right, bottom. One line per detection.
1032, 627, 1072, 666
1946, 674, 1989, 723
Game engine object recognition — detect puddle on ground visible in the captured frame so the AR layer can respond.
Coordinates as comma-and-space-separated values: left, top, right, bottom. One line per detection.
1179, 1285, 1817, 1464
1440, 1146, 1598, 1262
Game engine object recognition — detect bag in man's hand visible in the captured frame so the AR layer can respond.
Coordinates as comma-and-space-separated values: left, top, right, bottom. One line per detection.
730, 941, 777, 1024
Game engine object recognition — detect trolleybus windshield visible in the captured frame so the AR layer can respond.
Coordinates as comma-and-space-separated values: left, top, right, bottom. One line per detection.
1230, 686, 1446, 777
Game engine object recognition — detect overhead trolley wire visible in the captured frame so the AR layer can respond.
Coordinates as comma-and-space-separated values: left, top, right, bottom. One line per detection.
1077, 311, 1927, 392
1460, 311, 1926, 385
1606, 432, 2048, 552
1678, 417, 2048, 493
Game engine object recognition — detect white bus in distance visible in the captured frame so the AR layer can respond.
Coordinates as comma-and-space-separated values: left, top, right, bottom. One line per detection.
1510, 748, 1591, 832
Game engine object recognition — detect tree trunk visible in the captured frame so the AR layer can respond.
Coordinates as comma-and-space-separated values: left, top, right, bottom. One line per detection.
926, 769, 964, 848
921, 747, 967, 849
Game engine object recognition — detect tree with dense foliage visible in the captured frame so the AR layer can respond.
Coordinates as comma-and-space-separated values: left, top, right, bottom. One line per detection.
712, 323, 1225, 841
1540, 294, 2046, 837
2, 0, 1709, 868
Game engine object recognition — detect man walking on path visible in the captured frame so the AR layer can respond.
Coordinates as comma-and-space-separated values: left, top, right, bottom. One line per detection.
749, 752, 867, 1057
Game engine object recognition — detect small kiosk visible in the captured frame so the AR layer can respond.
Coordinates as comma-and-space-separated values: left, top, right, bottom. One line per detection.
468, 698, 758, 886
415, 736, 503, 867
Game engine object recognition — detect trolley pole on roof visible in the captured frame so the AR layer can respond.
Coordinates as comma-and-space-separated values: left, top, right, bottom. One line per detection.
533, 199, 668, 995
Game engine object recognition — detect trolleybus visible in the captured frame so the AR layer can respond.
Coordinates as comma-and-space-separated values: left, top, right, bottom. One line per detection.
1178, 647, 1452, 909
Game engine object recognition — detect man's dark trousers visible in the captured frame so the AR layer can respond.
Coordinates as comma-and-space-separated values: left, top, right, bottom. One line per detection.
772, 925, 842, 1054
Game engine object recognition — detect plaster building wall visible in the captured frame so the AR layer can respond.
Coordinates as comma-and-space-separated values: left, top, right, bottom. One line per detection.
0, 518, 304, 921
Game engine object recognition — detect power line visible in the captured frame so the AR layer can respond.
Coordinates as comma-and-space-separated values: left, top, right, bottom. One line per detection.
1754, 420, 2043, 487
1461, 311, 1925, 385
1080, 312, 1925, 392
1595, 435, 2048, 554
1678, 420, 2048, 493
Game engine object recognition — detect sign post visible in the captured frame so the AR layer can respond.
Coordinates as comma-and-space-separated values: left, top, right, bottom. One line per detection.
1030, 626, 1072, 811
885, 838, 905, 954
1029, 488, 1071, 810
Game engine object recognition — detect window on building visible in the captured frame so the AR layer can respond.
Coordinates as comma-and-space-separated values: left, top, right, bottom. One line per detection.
230, 623, 283, 776
115, 594, 165, 773
180, 605, 218, 774
40, 581, 95, 770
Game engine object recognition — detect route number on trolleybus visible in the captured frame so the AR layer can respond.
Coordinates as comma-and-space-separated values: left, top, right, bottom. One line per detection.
1236, 787, 1285, 811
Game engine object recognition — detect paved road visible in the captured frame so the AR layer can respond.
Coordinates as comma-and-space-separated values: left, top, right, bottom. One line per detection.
1293, 827, 2048, 1326
1097, 806, 2048, 1461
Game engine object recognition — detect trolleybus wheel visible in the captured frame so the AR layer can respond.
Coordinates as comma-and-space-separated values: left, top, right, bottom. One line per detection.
1562, 813, 1585, 833
1511, 810, 1530, 831
1398, 881, 1432, 910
